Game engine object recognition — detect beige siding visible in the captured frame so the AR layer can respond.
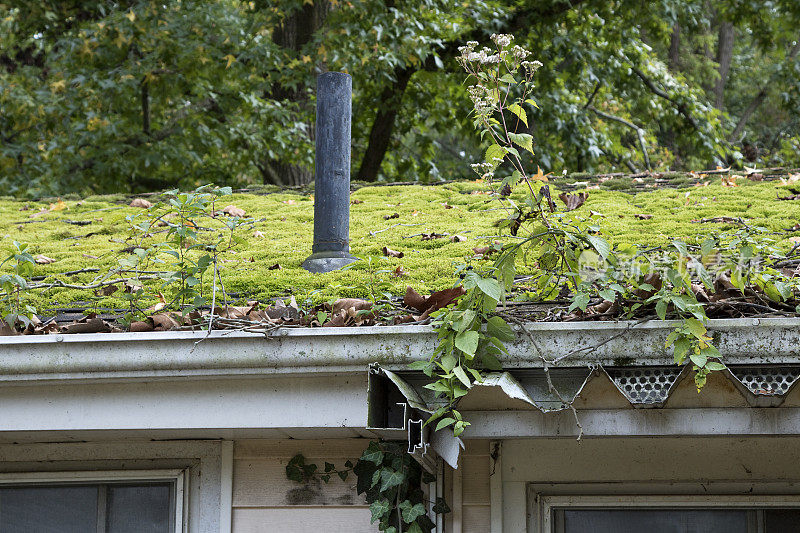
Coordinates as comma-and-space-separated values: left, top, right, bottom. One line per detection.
446, 439, 492, 533
233, 439, 373, 533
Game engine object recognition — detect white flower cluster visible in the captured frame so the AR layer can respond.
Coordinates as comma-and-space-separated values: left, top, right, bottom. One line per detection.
491, 33, 513, 48
458, 40, 502, 65
467, 84, 495, 114
511, 45, 530, 60
522, 59, 543, 77
470, 161, 495, 180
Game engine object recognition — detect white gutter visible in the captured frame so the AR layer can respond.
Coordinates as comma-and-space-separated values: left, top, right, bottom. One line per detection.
0, 318, 797, 382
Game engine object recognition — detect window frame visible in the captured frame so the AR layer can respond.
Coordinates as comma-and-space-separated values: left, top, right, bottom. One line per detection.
0, 469, 186, 533
540, 495, 800, 533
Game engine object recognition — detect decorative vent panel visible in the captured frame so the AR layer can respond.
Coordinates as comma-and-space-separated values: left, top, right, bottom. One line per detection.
607, 367, 683, 405
730, 366, 800, 396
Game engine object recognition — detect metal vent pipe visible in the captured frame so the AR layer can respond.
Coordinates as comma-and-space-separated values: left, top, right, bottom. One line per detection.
301, 72, 358, 273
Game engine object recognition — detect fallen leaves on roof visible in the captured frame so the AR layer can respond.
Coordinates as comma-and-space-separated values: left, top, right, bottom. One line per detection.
129, 198, 152, 208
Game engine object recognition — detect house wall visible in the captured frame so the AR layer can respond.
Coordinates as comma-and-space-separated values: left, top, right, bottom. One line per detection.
231, 439, 374, 533
0, 440, 225, 533
494, 436, 800, 533
446, 439, 492, 533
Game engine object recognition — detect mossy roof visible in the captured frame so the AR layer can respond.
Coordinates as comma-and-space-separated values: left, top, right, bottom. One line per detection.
3, 168, 800, 315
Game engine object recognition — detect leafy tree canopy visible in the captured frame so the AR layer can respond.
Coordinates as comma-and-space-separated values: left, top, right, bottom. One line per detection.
1, 0, 798, 196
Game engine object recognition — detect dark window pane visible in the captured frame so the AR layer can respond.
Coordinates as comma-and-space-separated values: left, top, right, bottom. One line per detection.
765, 509, 800, 533
0, 486, 98, 533
106, 483, 172, 533
562, 509, 748, 533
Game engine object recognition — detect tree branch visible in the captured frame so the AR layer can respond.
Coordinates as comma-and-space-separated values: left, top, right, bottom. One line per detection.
588, 106, 650, 170
630, 65, 699, 129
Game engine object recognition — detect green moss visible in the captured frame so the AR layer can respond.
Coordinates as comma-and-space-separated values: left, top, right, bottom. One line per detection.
2, 176, 800, 312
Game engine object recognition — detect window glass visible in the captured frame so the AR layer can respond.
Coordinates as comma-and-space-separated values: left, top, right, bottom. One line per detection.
562, 509, 748, 533
0, 486, 97, 533
106, 484, 172, 533
0, 482, 173, 533
763, 509, 800, 532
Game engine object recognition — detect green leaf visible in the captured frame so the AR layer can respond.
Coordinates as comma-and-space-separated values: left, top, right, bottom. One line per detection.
440, 353, 457, 372
673, 337, 691, 364
369, 499, 391, 523
705, 361, 726, 371
436, 417, 456, 431
475, 276, 502, 301
690, 352, 708, 368
402, 502, 427, 524
486, 316, 515, 342
380, 469, 405, 492
455, 330, 479, 357
587, 235, 610, 259
685, 318, 706, 339
507, 103, 528, 126
599, 288, 616, 302
508, 132, 533, 154
655, 299, 667, 320
453, 365, 472, 388
484, 144, 508, 167
361, 443, 384, 465
481, 352, 503, 370
407, 523, 424, 533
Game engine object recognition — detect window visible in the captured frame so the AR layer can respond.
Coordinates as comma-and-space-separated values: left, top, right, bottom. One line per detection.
0, 470, 184, 533
541, 495, 800, 533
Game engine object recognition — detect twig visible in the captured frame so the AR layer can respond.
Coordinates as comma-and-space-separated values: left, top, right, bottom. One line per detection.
369, 223, 424, 236
504, 316, 583, 439
551, 318, 650, 363
26, 275, 159, 291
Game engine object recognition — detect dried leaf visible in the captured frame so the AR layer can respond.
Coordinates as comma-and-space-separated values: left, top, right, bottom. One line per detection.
393, 266, 407, 277
253, 230, 265, 239
49, 199, 67, 211
18, 204, 29, 211
747, 173, 764, 182
721, 175, 738, 187
268, 263, 282, 270
558, 192, 588, 211
61, 316, 111, 334
129, 198, 153, 209
403, 286, 465, 316
531, 166, 551, 182
473, 245, 499, 257
634, 213, 653, 220
283, 199, 296, 205
95, 284, 118, 297
403, 287, 427, 312
0, 319, 18, 336
129, 320, 154, 332
442, 202, 454, 209
421, 232, 445, 240
223, 205, 246, 217
382, 246, 404, 258
351, 199, 364, 205
384, 212, 400, 220
34, 254, 56, 264
82, 253, 98, 259
450, 235, 467, 243
151, 313, 181, 331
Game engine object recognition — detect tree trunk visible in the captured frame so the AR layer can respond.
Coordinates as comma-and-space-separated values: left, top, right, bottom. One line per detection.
356, 66, 415, 182
714, 22, 734, 109
668, 24, 681, 71
261, 2, 330, 186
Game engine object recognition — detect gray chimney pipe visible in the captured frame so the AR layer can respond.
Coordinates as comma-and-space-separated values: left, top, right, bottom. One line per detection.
301, 72, 358, 274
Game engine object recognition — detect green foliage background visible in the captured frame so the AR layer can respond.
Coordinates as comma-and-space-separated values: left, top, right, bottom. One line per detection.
1, 0, 799, 196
